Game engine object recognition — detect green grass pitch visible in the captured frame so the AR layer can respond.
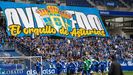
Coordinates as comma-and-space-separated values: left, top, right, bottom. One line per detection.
54, 71, 133, 75
123, 71, 133, 75
97, 71, 133, 75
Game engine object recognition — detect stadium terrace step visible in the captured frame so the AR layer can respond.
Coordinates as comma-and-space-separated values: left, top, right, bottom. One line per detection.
0, 49, 22, 56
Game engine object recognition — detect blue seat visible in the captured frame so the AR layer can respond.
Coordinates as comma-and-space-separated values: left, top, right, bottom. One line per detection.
66, 0, 92, 7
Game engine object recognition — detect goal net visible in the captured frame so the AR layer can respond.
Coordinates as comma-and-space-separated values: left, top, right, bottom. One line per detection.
0, 56, 42, 75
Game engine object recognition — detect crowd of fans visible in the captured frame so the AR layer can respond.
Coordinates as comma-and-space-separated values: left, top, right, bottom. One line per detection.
0, 25, 15, 50
0, 23, 133, 63
16, 35, 133, 63
0, 23, 133, 62
0, 22, 133, 75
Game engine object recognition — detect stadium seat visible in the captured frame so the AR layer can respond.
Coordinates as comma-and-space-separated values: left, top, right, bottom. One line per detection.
66, 0, 92, 7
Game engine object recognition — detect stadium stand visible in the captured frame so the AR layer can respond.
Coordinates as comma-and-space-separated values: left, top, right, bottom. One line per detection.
122, 0, 133, 7
0, 24, 23, 57
14, 36, 132, 62
0, 50, 21, 57
0, 0, 132, 8
66, 0, 92, 7
45, 0, 56, 3
0, 0, 133, 75
90, 0, 126, 7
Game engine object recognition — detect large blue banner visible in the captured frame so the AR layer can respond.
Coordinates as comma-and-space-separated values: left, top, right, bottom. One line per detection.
0, 2, 109, 38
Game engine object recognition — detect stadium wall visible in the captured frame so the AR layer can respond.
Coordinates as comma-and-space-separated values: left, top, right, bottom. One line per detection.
110, 28, 130, 39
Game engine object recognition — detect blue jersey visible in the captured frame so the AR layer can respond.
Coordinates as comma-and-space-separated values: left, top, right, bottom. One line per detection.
73, 61, 81, 73
60, 60, 66, 68
67, 62, 76, 70
92, 60, 99, 72
56, 62, 63, 74
36, 62, 41, 73
67, 62, 76, 74
99, 61, 106, 70
77, 61, 83, 72
56, 62, 63, 70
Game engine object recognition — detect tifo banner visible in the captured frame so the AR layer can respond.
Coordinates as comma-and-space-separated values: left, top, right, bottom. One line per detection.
0, 2, 109, 38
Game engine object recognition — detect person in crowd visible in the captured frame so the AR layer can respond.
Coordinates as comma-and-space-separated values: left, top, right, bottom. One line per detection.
99, 58, 107, 75
56, 59, 63, 75
77, 59, 83, 75
82, 57, 92, 75
92, 58, 99, 75
108, 55, 124, 75
66, 58, 76, 75
35, 59, 42, 75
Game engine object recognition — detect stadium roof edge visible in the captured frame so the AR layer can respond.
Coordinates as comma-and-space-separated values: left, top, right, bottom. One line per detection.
100, 10, 133, 17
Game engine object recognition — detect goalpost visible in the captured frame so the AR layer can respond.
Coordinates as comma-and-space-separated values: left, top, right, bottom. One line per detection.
0, 56, 43, 75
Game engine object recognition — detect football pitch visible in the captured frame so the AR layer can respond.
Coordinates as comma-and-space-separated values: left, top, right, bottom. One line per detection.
122, 71, 133, 75
60, 71, 133, 75
97, 71, 133, 75
87, 71, 133, 75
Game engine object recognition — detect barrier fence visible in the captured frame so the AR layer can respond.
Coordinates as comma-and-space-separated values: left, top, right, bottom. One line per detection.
0, 56, 132, 75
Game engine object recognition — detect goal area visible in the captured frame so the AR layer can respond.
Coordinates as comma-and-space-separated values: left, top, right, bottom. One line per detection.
0, 56, 43, 75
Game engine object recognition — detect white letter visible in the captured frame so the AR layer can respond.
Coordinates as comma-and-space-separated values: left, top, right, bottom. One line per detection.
32, 7, 44, 27
75, 12, 92, 30
5, 9, 21, 27
87, 15, 103, 30
17, 8, 34, 28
